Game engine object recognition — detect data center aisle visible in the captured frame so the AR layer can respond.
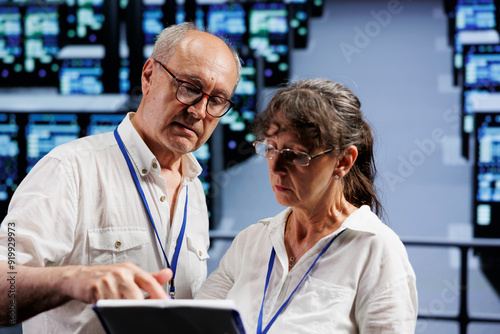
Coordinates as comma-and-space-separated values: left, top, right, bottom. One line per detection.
212, 1, 500, 333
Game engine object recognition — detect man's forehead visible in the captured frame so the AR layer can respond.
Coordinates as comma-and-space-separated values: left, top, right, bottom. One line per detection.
175, 47, 236, 88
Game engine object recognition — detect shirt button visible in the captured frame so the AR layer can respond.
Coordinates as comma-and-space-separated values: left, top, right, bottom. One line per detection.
152, 162, 158, 169
198, 251, 203, 256
160, 196, 166, 202
115, 241, 122, 249
265, 308, 271, 314
141, 168, 147, 174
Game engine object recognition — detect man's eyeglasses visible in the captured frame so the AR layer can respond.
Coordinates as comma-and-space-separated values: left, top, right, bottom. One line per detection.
153, 59, 235, 118
253, 141, 334, 166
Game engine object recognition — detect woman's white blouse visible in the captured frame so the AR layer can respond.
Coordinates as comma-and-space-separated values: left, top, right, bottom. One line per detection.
196, 206, 417, 334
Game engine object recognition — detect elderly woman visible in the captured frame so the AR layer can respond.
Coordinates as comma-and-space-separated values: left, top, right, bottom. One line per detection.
196, 79, 417, 333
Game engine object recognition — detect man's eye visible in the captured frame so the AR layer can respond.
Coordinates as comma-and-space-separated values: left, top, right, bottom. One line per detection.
209, 96, 227, 106
181, 84, 200, 95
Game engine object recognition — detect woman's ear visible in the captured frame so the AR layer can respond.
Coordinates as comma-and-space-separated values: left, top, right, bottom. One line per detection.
141, 58, 155, 96
334, 145, 358, 179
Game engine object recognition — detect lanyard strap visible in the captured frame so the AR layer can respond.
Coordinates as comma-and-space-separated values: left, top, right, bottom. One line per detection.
256, 229, 346, 334
114, 128, 187, 297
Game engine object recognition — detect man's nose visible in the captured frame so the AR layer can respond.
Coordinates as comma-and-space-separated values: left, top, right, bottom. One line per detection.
187, 95, 209, 119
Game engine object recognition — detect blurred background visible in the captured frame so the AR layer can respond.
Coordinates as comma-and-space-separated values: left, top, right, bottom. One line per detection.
1, 0, 500, 333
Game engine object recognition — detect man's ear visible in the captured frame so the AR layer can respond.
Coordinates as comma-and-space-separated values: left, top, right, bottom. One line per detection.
334, 145, 358, 179
141, 58, 155, 96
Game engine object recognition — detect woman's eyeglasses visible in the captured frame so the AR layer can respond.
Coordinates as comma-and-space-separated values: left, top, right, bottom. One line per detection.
253, 141, 334, 166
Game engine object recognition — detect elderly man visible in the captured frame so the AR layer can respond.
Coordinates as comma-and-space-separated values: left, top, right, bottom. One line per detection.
0, 22, 240, 333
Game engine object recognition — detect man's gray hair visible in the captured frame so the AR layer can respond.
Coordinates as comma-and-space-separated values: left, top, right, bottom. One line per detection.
151, 22, 241, 87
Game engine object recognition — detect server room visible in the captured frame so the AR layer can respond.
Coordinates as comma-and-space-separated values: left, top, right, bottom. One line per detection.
1, 0, 500, 333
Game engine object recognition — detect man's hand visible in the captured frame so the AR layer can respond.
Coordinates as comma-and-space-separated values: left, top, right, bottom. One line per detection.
0, 261, 172, 325
61, 262, 172, 304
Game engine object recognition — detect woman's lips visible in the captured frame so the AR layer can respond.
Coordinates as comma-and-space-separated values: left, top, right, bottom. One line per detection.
274, 185, 289, 192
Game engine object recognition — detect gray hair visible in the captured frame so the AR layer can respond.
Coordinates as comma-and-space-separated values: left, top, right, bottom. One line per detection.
151, 22, 241, 87
253, 78, 382, 216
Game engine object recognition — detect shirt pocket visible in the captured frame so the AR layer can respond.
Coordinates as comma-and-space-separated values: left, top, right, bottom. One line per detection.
281, 276, 356, 332
87, 226, 149, 266
186, 234, 209, 292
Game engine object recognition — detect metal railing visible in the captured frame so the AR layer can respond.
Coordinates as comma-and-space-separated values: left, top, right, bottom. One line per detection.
209, 231, 500, 334
403, 237, 500, 334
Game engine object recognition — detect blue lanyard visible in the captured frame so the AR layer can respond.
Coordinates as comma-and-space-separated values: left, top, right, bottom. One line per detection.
256, 229, 346, 334
114, 128, 188, 298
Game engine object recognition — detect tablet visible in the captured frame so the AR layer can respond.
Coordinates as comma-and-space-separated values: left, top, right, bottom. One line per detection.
93, 299, 246, 334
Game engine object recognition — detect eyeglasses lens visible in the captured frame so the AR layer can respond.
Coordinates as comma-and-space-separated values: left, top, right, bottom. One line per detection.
177, 82, 230, 117
255, 142, 270, 157
282, 151, 308, 166
177, 83, 200, 101
254, 142, 310, 166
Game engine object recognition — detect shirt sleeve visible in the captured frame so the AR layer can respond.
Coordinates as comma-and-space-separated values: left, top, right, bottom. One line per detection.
194, 238, 238, 300
194, 223, 259, 300
353, 230, 418, 333
356, 273, 418, 333
0, 154, 78, 266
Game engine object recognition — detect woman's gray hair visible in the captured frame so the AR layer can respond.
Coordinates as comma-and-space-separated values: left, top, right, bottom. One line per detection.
151, 22, 241, 86
253, 78, 383, 216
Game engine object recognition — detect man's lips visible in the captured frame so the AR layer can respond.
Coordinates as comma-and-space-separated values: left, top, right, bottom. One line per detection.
174, 121, 199, 136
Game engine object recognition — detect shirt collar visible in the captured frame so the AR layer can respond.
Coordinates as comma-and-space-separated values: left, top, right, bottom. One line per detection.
116, 112, 202, 182
340, 205, 378, 235
266, 205, 379, 236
